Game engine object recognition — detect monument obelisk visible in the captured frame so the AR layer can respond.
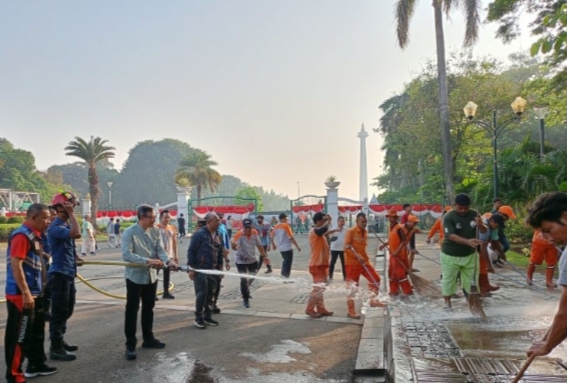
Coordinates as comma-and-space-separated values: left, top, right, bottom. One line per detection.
358, 124, 369, 203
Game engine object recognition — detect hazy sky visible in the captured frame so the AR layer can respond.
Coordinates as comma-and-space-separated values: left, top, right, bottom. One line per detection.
0, 1, 529, 201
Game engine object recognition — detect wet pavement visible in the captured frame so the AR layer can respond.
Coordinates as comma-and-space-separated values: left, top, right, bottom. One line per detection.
1, 233, 567, 381
386, 237, 567, 382
0, 234, 366, 383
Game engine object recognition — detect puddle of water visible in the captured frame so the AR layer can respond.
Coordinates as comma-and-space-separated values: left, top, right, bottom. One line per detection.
240, 340, 312, 363
187, 360, 216, 383
447, 320, 567, 375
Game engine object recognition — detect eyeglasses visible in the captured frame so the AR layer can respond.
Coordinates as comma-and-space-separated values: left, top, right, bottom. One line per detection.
144, 215, 156, 220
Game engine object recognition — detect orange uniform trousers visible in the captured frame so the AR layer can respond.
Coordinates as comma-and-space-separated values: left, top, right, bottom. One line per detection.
530, 242, 558, 266
345, 264, 381, 295
309, 265, 329, 283
388, 255, 413, 295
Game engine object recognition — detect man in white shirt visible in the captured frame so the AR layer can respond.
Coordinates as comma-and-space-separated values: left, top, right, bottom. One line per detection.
157, 210, 178, 299
81, 215, 96, 256
329, 216, 347, 281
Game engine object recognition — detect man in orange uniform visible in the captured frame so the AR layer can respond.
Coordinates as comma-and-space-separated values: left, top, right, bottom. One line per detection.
528, 230, 559, 288
381, 210, 414, 297
305, 212, 339, 318
426, 206, 452, 245
344, 212, 386, 319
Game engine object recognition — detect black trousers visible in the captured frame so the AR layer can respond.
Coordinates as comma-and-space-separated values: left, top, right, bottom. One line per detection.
236, 262, 258, 300
257, 246, 269, 272
48, 272, 75, 344
162, 267, 171, 295
124, 279, 157, 348
280, 250, 294, 278
329, 251, 346, 280
5, 297, 47, 382
194, 273, 216, 320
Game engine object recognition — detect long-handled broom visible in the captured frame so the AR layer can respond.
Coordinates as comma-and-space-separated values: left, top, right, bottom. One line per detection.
374, 233, 441, 297
468, 224, 486, 318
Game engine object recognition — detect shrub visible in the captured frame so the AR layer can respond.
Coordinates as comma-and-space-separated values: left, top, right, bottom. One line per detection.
0, 224, 22, 242
6, 216, 24, 224
0, 216, 6, 224
505, 218, 533, 243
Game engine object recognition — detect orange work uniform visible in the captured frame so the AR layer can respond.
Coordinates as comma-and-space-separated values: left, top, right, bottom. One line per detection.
344, 226, 381, 294
427, 218, 444, 243
308, 228, 330, 283
388, 223, 413, 295
530, 230, 558, 267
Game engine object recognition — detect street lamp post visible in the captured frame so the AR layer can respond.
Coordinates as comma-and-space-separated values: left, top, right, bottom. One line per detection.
463, 97, 527, 199
107, 181, 113, 210
533, 104, 550, 161
297, 181, 300, 199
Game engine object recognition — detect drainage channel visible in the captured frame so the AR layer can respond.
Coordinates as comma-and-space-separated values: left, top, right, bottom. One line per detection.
414, 357, 567, 382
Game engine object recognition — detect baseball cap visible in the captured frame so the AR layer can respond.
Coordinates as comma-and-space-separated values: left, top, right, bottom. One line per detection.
455, 193, 471, 206
278, 213, 287, 219
385, 209, 399, 217
243, 218, 253, 227
408, 215, 420, 223
498, 206, 516, 220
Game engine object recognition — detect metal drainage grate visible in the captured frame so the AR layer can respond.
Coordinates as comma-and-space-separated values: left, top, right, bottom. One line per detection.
218, 280, 267, 300
415, 358, 567, 382
453, 358, 520, 375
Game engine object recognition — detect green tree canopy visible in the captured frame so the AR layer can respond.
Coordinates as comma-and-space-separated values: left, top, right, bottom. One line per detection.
175, 151, 222, 203
234, 186, 264, 211
0, 138, 65, 204
65, 136, 115, 226
112, 139, 200, 207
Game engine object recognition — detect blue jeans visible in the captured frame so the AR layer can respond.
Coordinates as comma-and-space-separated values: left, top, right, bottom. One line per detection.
500, 234, 510, 253
280, 250, 293, 278
48, 273, 75, 343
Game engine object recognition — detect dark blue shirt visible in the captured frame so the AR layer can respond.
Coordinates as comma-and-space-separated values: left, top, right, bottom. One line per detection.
47, 217, 77, 278
187, 227, 224, 270
114, 222, 121, 235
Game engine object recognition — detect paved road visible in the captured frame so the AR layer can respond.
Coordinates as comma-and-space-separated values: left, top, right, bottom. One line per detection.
0, 233, 386, 383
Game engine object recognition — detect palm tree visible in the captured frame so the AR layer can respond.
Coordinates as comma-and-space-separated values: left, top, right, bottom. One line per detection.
395, 0, 481, 203
65, 136, 115, 228
174, 151, 222, 204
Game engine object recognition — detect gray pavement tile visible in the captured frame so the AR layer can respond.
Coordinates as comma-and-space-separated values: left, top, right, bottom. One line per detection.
253, 311, 292, 319
361, 325, 384, 339
354, 351, 385, 371
358, 338, 384, 354
326, 316, 364, 325
363, 317, 385, 328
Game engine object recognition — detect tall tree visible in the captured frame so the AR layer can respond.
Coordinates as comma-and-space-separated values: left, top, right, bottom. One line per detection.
234, 186, 264, 211
395, 0, 481, 203
174, 151, 222, 204
65, 136, 115, 227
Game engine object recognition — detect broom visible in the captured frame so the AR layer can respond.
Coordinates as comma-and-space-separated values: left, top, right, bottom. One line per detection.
374, 233, 441, 297
468, 222, 486, 318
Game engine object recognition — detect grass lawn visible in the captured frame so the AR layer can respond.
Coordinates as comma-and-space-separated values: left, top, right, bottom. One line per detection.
505, 249, 531, 268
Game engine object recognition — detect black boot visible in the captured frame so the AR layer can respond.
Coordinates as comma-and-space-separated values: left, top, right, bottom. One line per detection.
63, 340, 78, 352
50, 339, 77, 361
265, 264, 273, 274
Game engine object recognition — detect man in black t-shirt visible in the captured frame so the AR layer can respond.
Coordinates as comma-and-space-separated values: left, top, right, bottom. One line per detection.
441, 193, 486, 310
